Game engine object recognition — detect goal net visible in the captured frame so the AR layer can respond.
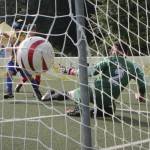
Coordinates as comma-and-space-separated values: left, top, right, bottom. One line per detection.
0, 0, 149, 149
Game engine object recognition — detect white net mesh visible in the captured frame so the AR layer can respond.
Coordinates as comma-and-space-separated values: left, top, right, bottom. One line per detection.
0, 0, 149, 149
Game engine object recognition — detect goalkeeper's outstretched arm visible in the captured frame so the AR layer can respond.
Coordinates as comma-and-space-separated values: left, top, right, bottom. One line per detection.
134, 65, 146, 103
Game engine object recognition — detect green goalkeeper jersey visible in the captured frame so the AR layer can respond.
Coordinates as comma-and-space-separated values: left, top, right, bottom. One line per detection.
88, 55, 145, 106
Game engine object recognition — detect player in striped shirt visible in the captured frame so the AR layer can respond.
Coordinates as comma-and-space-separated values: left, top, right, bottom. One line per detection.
4, 19, 42, 100
15, 24, 41, 93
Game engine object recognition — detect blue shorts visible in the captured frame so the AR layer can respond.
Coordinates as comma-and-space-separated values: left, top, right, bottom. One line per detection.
7, 60, 17, 75
7, 60, 31, 78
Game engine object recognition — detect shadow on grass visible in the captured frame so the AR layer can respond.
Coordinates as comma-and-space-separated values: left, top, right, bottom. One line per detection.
114, 115, 150, 128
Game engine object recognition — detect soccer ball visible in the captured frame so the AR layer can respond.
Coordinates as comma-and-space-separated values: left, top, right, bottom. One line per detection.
17, 36, 54, 73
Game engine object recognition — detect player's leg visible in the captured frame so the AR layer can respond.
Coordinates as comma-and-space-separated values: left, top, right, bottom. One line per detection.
4, 71, 14, 98
90, 103, 116, 117
42, 88, 82, 115
66, 88, 92, 116
15, 73, 41, 93
15, 77, 27, 92
43, 88, 91, 116
66, 88, 116, 117
104, 102, 116, 117
42, 90, 68, 101
90, 89, 116, 117
4, 61, 17, 99
23, 70, 42, 100
35, 74, 41, 87
31, 78, 42, 100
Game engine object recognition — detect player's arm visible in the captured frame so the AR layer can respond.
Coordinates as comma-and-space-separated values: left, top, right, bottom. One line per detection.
2, 32, 10, 38
2, 33, 16, 45
134, 64, 146, 102
87, 58, 109, 76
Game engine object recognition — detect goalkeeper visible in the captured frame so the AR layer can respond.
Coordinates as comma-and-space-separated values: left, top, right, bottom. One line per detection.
42, 41, 146, 117
3, 19, 42, 100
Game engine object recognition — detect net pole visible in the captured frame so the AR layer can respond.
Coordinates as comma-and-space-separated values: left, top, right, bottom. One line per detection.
75, 0, 92, 150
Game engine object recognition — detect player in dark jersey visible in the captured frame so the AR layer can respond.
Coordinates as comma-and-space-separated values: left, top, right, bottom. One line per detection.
4, 19, 42, 100
42, 41, 146, 117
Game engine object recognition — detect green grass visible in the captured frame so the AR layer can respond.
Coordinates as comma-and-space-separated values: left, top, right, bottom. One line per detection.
0, 73, 150, 150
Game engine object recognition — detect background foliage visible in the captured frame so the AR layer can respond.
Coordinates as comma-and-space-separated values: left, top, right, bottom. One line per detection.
0, 0, 149, 56
90, 0, 150, 56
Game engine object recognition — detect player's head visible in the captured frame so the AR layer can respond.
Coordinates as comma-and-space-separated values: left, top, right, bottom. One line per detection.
12, 19, 27, 42
12, 19, 27, 31
110, 41, 129, 56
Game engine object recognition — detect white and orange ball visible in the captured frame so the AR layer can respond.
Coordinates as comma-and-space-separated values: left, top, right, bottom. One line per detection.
17, 36, 54, 73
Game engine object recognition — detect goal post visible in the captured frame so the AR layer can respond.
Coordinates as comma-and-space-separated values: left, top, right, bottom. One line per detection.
75, 0, 92, 149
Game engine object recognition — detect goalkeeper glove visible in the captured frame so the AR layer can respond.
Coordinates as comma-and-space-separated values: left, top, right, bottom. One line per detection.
135, 93, 145, 103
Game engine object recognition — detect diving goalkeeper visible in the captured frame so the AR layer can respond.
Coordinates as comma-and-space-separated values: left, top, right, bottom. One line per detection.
42, 41, 146, 117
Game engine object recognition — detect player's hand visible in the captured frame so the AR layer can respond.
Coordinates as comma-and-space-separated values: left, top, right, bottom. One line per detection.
135, 93, 145, 103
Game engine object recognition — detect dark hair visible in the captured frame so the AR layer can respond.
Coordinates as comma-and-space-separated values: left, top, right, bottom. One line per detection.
114, 41, 129, 54
12, 19, 27, 31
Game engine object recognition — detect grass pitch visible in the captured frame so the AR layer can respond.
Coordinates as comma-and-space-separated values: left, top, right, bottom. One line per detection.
0, 72, 150, 150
